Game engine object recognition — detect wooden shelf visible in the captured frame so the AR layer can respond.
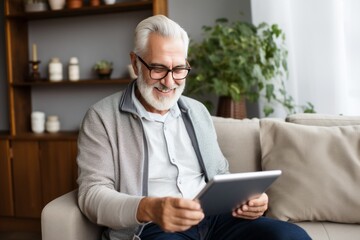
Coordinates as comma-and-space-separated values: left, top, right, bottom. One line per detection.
0, 131, 10, 139
11, 78, 132, 87
6, 0, 153, 20
10, 131, 78, 140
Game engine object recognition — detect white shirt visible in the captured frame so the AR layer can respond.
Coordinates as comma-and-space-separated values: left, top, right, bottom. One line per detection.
132, 88, 206, 199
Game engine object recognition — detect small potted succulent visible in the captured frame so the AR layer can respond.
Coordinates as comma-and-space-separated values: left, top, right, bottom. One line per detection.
93, 60, 113, 79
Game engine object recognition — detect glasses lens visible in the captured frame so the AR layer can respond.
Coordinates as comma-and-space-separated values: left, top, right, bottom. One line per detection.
150, 68, 189, 80
150, 68, 168, 80
172, 68, 189, 80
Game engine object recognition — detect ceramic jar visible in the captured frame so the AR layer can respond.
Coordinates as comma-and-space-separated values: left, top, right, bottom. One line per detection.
31, 111, 45, 133
49, 0, 66, 10
104, 0, 116, 5
46, 115, 60, 133
49, 58, 63, 82
68, 57, 80, 81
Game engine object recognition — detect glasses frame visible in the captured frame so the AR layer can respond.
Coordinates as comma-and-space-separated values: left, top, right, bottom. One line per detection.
136, 54, 191, 80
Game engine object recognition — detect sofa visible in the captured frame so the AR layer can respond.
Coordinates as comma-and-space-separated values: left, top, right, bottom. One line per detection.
41, 113, 360, 240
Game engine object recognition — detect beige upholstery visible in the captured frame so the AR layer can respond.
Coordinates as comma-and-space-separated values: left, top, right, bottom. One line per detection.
295, 222, 360, 240
212, 117, 261, 173
41, 114, 360, 240
41, 190, 102, 240
261, 120, 360, 223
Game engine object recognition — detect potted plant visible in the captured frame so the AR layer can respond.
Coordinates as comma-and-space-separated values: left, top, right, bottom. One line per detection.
93, 60, 113, 79
186, 18, 314, 118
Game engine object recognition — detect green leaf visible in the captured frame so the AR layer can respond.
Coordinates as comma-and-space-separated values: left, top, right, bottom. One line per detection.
263, 105, 274, 117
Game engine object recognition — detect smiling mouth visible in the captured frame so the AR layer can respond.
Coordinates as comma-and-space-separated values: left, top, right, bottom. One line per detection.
155, 86, 175, 93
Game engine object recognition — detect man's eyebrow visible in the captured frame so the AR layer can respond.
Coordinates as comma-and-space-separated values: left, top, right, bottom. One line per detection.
149, 62, 187, 68
149, 63, 168, 68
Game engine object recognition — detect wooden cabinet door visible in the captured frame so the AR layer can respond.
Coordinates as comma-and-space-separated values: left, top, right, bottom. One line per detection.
0, 139, 14, 216
40, 140, 78, 206
11, 140, 78, 217
12, 141, 42, 218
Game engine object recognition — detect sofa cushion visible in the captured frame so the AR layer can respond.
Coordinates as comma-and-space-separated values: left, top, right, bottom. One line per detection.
295, 222, 360, 240
260, 119, 360, 223
212, 116, 261, 173
286, 113, 360, 126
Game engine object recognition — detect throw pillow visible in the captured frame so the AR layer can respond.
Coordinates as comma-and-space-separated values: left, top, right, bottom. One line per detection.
260, 119, 360, 223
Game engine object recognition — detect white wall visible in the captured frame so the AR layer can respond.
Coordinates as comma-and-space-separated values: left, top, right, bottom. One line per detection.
168, 0, 251, 42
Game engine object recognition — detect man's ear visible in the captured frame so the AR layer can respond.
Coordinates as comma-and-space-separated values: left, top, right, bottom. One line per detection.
130, 52, 139, 75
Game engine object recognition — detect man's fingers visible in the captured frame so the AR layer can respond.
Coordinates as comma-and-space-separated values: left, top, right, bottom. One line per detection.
241, 204, 266, 213
232, 208, 263, 219
156, 197, 205, 232
248, 193, 268, 206
171, 198, 202, 210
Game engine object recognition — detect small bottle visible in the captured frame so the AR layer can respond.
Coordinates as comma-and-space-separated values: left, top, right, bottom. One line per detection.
68, 57, 80, 81
49, 57, 63, 82
31, 111, 45, 133
46, 115, 60, 133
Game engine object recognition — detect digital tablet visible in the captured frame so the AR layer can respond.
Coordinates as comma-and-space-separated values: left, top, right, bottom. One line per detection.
194, 170, 282, 216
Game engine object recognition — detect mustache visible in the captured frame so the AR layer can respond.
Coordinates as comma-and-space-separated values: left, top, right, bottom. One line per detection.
154, 83, 179, 91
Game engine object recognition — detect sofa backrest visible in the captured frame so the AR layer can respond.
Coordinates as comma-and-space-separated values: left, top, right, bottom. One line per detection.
212, 116, 262, 173
212, 113, 360, 174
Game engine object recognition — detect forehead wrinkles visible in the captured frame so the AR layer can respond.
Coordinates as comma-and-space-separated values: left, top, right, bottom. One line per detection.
146, 34, 186, 66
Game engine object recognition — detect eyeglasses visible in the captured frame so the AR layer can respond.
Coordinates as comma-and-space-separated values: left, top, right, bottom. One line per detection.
136, 54, 191, 80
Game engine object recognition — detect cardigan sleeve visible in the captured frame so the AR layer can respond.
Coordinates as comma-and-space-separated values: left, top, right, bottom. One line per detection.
77, 108, 143, 229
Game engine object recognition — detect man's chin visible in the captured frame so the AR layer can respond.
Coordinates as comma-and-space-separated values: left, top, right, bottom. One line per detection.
149, 98, 177, 111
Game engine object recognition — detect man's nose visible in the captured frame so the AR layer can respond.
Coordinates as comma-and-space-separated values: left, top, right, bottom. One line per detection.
160, 71, 176, 87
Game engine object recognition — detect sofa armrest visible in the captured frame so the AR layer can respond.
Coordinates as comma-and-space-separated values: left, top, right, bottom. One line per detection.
41, 190, 103, 240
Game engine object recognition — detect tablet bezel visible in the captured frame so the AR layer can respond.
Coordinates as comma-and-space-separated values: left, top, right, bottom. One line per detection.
194, 170, 282, 216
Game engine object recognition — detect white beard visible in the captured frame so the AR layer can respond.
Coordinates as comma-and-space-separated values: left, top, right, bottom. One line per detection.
136, 72, 185, 111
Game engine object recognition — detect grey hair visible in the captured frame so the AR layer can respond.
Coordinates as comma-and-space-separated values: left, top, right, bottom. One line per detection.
133, 15, 190, 58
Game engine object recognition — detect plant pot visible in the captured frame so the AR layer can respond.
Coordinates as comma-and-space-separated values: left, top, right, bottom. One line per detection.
67, 0, 83, 9
90, 0, 101, 6
96, 69, 113, 79
217, 96, 247, 119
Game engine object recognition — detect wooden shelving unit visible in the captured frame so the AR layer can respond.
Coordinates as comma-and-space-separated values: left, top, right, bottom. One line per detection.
1, 0, 167, 233
6, 0, 154, 20
11, 78, 132, 87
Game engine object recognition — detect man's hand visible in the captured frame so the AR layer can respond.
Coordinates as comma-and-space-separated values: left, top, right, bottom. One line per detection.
137, 197, 205, 232
232, 193, 268, 220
